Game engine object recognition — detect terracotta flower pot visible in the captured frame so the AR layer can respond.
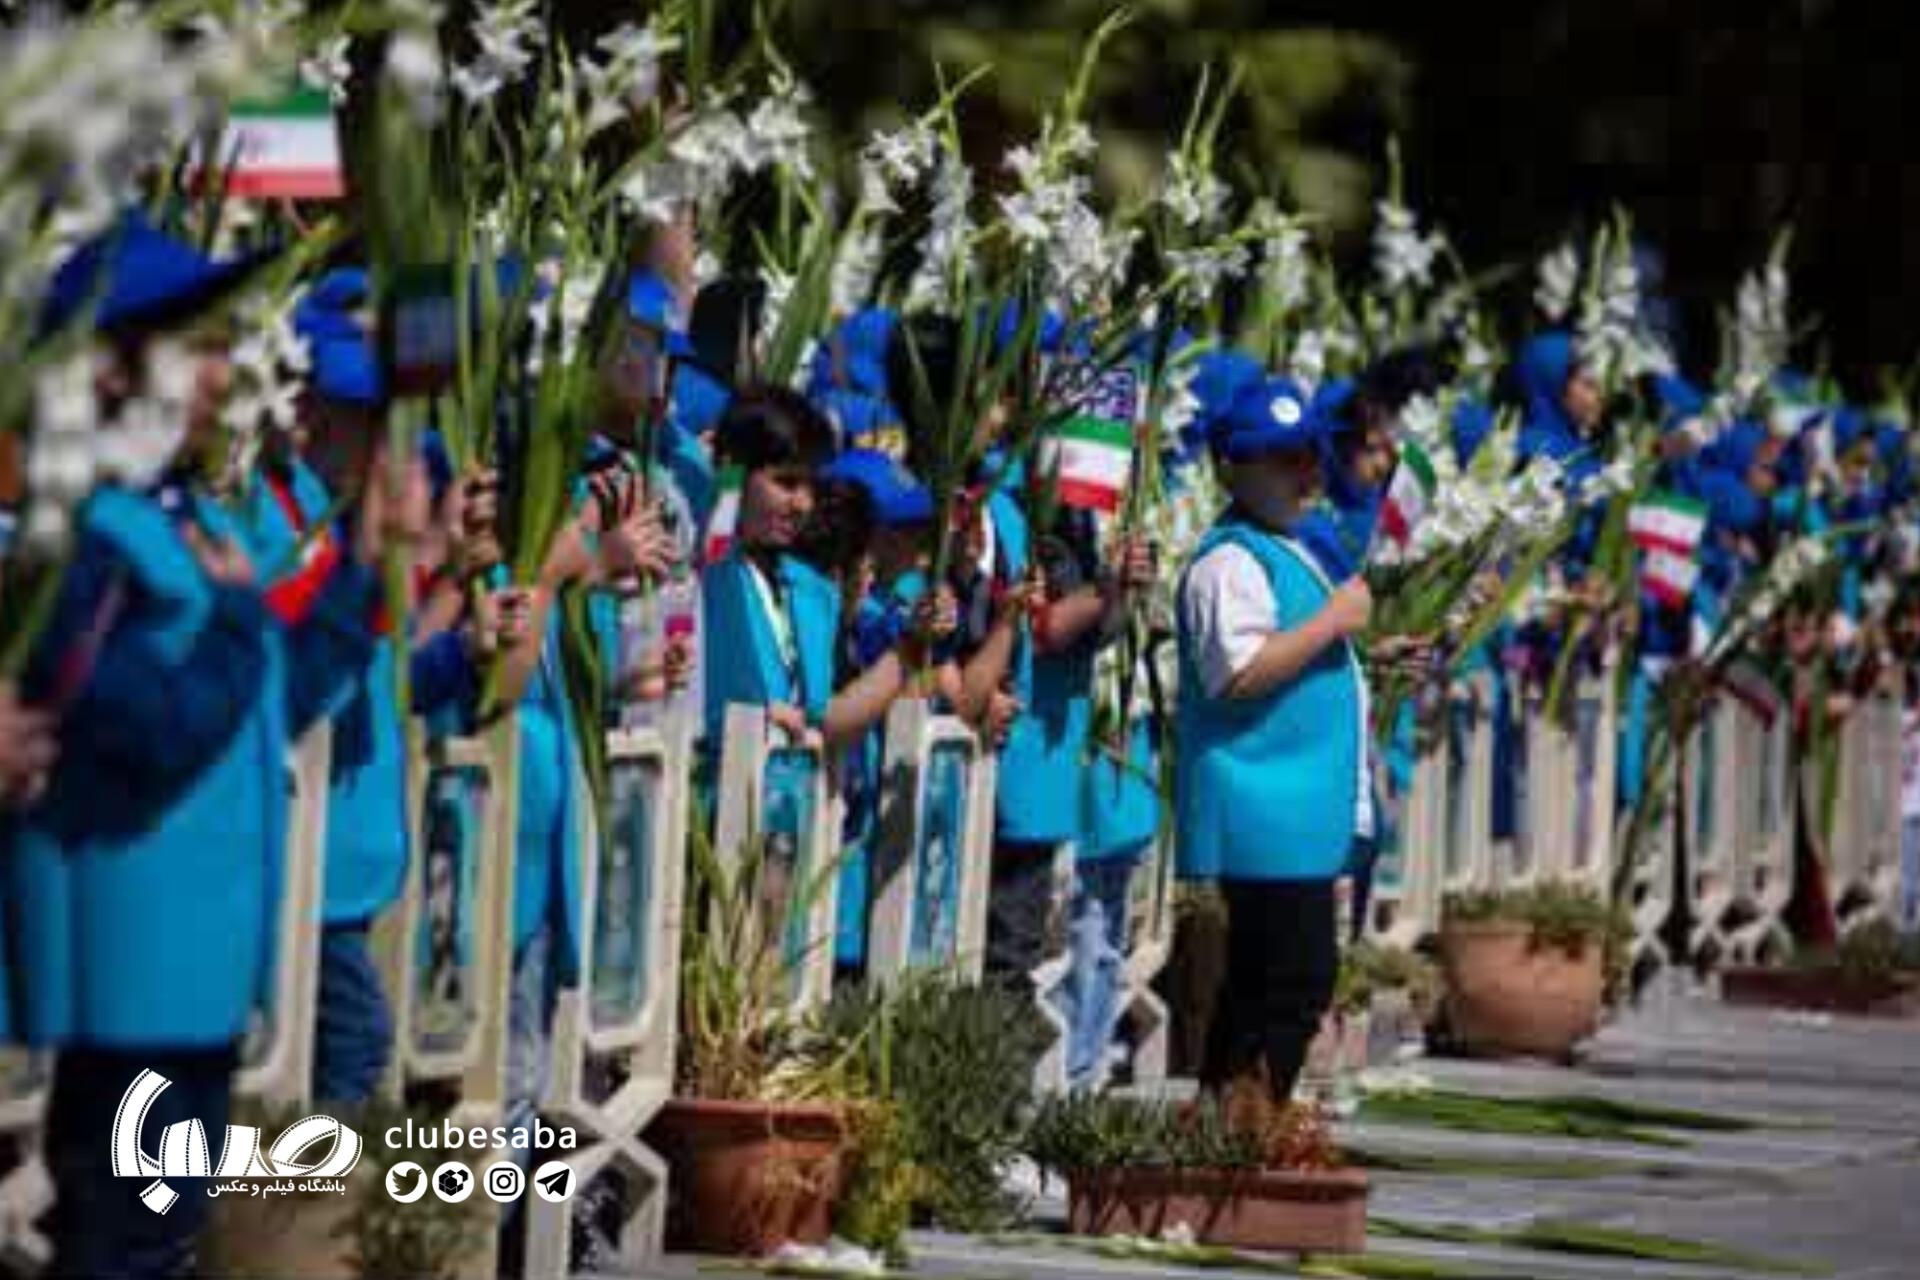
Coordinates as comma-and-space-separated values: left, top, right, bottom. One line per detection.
1722, 966, 1920, 1018
1067, 1165, 1370, 1254
1440, 920, 1602, 1059
648, 1097, 847, 1257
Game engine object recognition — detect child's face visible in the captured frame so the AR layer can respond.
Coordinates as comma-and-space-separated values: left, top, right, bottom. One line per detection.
1347, 426, 1397, 489
1562, 367, 1604, 434
739, 464, 816, 550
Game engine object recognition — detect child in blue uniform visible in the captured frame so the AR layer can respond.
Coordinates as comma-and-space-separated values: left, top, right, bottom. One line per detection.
5, 213, 401, 1279
1176, 376, 1373, 1112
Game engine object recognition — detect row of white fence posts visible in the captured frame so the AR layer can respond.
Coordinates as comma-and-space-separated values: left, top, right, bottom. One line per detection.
1, 662, 1912, 1273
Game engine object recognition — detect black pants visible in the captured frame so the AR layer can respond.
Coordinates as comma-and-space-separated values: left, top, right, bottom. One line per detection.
1201, 878, 1339, 1103
984, 841, 1059, 982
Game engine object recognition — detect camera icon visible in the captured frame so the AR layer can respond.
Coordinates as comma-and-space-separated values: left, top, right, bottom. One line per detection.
484, 1160, 525, 1204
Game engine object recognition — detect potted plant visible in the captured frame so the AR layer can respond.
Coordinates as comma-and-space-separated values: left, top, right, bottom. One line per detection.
1438, 883, 1627, 1059
201, 1100, 489, 1280
1309, 942, 1442, 1081
1024, 1094, 1369, 1255
646, 828, 868, 1258
1722, 920, 1920, 1016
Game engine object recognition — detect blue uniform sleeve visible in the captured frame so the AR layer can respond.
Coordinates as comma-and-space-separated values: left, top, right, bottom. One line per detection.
282, 553, 382, 735
409, 628, 476, 716
35, 582, 269, 842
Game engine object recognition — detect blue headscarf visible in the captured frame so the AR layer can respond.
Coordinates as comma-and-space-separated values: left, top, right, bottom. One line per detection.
1451, 399, 1496, 468
1514, 331, 1595, 484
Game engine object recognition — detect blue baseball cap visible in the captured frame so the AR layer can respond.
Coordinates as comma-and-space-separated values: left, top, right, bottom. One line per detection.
294, 268, 372, 347
821, 449, 934, 526
1210, 376, 1328, 462
816, 387, 901, 451
41, 209, 267, 337
627, 270, 696, 359
310, 334, 385, 408
837, 306, 898, 398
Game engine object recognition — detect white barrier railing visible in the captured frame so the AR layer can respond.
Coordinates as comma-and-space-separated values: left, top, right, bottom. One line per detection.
1829, 685, 1904, 929
235, 726, 333, 1106
1725, 696, 1794, 964
712, 704, 842, 1013
1441, 674, 1495, 897
529, 712, 695, 1273
866, 700, 995, 983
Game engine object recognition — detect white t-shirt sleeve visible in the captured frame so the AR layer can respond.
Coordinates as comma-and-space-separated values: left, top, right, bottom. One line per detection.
1181, 543, 1277, 699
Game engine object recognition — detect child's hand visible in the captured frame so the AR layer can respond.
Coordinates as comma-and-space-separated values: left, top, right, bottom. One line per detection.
601, 501, 679, 590
0, 680, 57, 808
1107, 535, 1156, 596
466, 587, 532, 660
768, 702, 822, 750
915, 586, 959, 641
451, 467, 502, 577
182, 523, 256, 588
983, 688, 1022, 747
1326, 577, 1373, 638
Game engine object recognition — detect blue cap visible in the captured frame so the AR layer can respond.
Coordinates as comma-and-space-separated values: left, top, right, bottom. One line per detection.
41, 209, 265, 337
1187, 349, 1264, 442
816, 387, 900, 452
628, 270, 696, 359
1652, 373, 1706, 431
821, 449, 934, 526
1452, 398, 1496, 465
295, 268, 372, 347
672, 360, 732, 436
311, 334, 385, 407
1211, 376, 1328, 462
838, 307, 898, 398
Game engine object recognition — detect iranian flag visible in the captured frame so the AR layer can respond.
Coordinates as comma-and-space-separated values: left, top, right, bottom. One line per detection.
1628, 490, 1707, 557
703, 465, 743, 564
1376, 439, 1438, 548
201, 89, 344, 199
1640, 546, 1700, 608
1042, 365, 1141, 513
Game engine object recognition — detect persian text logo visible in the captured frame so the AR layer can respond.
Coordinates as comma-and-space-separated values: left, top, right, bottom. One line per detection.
112, 1069, 362, 1215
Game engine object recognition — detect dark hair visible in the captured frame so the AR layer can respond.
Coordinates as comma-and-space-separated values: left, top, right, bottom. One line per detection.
794, 476, 876, 577
688, 276, 767, 386
887, 312, 964, 479
715, 384, 837, 474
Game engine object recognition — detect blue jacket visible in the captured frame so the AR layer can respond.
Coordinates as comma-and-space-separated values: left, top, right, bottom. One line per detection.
5, 487, 377, 1047
1175, 516, 1362, 882
240, 463, 410, 925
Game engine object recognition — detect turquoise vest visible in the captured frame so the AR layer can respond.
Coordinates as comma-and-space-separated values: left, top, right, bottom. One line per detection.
511, 608, 585, 984
240, 465, 408, 925
6, 494, 287, 1046
701, 550, 841, 744
984, 491, 1084, 844
1080, 717, 1158, 863
1175, 517, 1362, 882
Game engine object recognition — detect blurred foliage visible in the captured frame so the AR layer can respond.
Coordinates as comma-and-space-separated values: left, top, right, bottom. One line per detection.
550, 0, 1919, 393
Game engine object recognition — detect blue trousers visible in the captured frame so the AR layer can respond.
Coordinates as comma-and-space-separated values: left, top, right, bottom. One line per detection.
1057, 854, 1139, 1088
46, 1044, 236, 1279
312, 922, 392, 1104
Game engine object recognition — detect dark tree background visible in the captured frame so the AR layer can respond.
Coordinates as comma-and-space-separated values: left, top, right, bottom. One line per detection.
551, 0, 1920, 396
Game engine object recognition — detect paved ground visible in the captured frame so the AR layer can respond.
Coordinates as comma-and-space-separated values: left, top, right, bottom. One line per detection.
625, 983, 1920, 1280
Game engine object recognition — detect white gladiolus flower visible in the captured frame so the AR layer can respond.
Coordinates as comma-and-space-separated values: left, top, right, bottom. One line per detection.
758, 264, 795, 352
24, 354, 100, 552
451, 0, 542, 105
1397, 393, 1444, 452
831, 223, 884, 317
1166, 241, 1250, 309
741, 77, 814, 178
861, 123, 935, 195
906, 140, 973, 312
300, 35, 353, 104
1258, 215, 1313, 315
1160, 151, 1228, 230
579, 20, 675, 136
1289, 329, 1328, 392
1373, 199, 1445, 294
1534, 242, 1580, 322
384, 30, 447, 125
